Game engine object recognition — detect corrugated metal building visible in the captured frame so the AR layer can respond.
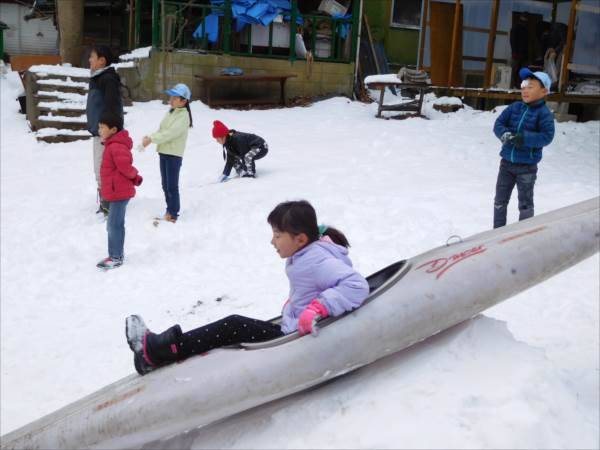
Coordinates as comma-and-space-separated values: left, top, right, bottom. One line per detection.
0, 2, 58, 56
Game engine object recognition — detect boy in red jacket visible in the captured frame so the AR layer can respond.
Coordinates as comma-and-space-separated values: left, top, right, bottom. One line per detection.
96, 112, 142, 270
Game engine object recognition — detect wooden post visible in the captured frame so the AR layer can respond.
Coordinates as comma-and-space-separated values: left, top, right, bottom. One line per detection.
484, 0, 500, 88
350, 0, 361, 61
128, 0, 134, 50
224, 0, 232, 54
288, 0, 297, 62
417, 0, 429, 70
448, 0, 461, 87
364, 14, 380, 73
135, 0, 141, 48
152, 0, 159, 48
559, 0, 577, 94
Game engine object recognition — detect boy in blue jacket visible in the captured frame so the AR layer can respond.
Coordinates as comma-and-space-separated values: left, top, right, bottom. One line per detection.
492, 68, 555, 228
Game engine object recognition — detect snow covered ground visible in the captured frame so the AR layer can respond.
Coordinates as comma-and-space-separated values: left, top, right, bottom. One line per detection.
1, 69, 598, 448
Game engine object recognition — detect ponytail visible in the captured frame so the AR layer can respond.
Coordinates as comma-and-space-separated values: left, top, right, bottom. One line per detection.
184, 100, 193, 128
319, 225, 350, 248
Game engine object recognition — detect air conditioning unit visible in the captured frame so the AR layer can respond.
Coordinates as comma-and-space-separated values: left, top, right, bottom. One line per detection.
492, 64, 512, 89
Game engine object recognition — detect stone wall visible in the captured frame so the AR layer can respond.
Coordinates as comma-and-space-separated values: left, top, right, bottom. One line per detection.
118, 50, 355, 103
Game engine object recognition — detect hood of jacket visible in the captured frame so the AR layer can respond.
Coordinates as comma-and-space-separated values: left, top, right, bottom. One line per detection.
104, 129, 132, 149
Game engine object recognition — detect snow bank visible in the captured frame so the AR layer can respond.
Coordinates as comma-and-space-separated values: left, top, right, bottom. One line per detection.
28, 64, 90, 78
119, 46, 152, 61
364, 74, 401, 84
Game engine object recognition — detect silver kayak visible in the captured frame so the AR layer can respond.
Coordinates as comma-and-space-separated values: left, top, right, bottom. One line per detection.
2, 196, 598, 450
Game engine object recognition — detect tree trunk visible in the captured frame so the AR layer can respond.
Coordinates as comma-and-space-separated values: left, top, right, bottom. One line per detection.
56, 0, 84, 66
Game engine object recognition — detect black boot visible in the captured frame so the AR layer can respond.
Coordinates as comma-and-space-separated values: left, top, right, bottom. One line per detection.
125, 315, 183, 375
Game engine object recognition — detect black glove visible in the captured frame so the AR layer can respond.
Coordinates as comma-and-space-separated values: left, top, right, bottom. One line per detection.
500, 132, 524, 147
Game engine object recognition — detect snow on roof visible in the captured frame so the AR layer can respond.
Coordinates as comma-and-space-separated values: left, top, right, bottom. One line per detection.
119, 46, 152, 61
364, 74, 401, 84
29, 65, 90, 78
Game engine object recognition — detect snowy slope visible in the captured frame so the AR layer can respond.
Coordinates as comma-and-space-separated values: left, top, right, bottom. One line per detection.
1, 70, 598, 448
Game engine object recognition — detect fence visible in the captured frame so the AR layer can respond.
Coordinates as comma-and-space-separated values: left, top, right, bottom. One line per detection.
151, 0, 360, 64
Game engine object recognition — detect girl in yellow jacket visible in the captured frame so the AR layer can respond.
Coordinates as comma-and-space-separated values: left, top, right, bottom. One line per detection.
142, 83, 193, 223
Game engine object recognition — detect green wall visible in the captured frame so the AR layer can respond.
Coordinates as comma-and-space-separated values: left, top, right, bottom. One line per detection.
118, 50, 356, 103
362, 0, 419, 68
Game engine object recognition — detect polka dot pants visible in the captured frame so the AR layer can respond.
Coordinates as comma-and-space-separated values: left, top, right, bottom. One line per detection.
178, 314, 283, 358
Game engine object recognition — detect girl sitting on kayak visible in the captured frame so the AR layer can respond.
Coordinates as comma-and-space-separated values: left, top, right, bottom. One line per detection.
125, 200, 369, 375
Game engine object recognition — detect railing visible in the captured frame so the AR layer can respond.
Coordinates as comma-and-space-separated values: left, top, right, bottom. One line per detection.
151, 0, 359, 64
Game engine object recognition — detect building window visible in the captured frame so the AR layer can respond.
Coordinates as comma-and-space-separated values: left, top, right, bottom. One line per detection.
391, 0, 423, 29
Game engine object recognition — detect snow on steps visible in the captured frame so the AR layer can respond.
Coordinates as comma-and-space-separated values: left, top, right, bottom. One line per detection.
37, 101, 86, 119
35, 128, 92, 143
26, 62, 136, 143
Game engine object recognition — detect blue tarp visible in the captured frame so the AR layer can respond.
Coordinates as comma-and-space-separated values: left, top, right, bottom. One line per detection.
225, 0, 292, 31
194, 1, 349, 44
193, 13, 221, 43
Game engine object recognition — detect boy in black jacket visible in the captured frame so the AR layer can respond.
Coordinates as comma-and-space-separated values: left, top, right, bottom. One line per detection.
212, 120, 268, 182
86, 45, 124, 215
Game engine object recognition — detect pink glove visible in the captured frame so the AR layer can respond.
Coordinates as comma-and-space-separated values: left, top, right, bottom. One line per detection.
297, 299, 329, 336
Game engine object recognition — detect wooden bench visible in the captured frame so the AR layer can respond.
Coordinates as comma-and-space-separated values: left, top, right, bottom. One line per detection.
365, 81, 432, 119
194, 73, 297, 108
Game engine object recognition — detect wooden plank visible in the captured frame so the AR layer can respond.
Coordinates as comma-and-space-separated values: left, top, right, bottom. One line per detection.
195, 74, 297, 81
448, 0, 462, 86
484, 0, 500, 89
417, 0, 429, 70
463, 26, 507, 35
559, 0, 577, 94
363, 14, 380, 74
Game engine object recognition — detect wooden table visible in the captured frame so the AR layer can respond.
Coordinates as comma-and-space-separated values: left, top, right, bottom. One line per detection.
365, 81, 432, 118
195, 73, 297, 108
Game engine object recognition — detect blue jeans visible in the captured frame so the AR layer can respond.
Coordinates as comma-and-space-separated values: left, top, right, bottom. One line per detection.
493, 159, 538, 228
106, 199, 129, 259
159, 154, 183, 218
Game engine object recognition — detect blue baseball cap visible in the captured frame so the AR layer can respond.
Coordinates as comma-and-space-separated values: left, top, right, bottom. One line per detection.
519, 68, 552, 91
165, 83, 191, 100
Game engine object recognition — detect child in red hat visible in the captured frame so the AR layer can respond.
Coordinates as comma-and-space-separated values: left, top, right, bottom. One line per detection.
212, 120, 268, 182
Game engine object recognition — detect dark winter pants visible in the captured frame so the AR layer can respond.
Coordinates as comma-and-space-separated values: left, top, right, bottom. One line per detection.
159, 153, 182, 218
176, 314, 283, 359
106, 199, 129, 259
233, 144, 268, 176
493, 159, 538, 228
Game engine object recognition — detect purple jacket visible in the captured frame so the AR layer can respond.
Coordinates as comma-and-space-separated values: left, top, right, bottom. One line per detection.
281, 238, 370, 334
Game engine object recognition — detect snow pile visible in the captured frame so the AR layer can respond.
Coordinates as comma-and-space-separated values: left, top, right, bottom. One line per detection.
364, 74, 401, 84
28, 64, 91, 78
0, 74, 598, 448
37, 101, 86, 111
37, 91, 87, 103
36, 78, 88, 89
433, 96, 463, 106
119, 46, 152, 61
112, 61, 136, 69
